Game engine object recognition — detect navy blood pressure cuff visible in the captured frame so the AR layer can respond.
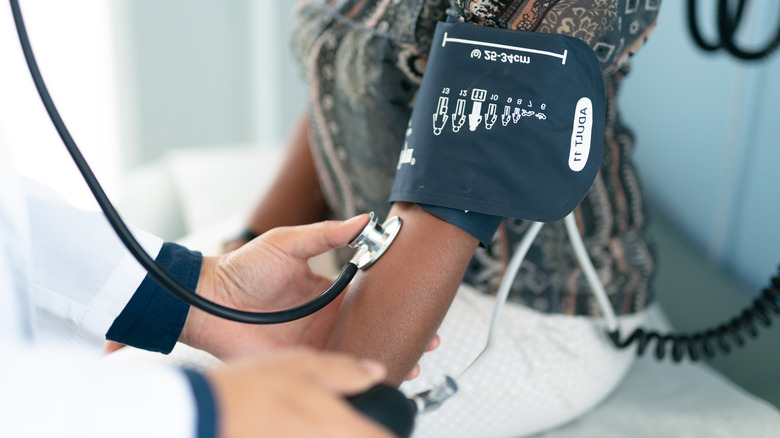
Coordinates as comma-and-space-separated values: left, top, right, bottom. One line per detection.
390, 21, 606, 222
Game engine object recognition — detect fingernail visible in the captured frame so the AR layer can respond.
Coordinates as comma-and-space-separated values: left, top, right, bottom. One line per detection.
345, 214, 368, 225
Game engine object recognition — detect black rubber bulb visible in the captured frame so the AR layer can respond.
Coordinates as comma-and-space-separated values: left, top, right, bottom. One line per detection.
346, 384, 417, 438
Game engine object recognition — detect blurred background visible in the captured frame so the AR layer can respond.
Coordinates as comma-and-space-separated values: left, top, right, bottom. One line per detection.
1, 0, 778, 408
619, 1, 780, 409
0, 0, 304, 230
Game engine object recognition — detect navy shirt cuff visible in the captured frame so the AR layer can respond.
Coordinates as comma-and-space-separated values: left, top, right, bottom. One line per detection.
182, 369, 219, 438
419, 204, 502, 247
106, 242, 202, 353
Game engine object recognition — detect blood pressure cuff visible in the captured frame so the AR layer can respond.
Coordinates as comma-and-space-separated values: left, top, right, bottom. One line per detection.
390, 21, 606, 227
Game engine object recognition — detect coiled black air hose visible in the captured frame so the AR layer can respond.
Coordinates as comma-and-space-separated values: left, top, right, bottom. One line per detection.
608, 269, 780, 362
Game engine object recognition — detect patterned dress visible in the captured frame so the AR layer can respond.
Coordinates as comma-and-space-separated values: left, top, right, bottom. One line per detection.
291, 0, 660, 316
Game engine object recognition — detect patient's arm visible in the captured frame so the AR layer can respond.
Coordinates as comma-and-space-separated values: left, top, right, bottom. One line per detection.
326, 202, 479, 385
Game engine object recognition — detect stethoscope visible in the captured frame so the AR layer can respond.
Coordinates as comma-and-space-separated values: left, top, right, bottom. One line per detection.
12, 1, 780, 436
8, 0, 402, 325
687, 0, 780, 61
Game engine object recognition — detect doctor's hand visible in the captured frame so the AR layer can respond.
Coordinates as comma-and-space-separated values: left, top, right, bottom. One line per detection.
179, 215, 371, 360
208, 348, 395, 438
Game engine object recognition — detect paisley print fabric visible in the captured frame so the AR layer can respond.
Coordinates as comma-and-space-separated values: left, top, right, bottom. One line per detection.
291, 0, 660, 316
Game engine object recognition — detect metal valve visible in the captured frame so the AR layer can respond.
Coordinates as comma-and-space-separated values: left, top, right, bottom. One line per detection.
349, 212, 402, 269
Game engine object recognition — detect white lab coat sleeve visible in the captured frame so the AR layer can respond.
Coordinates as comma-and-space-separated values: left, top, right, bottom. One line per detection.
1, 340, 198, 438
0, 135, 199, 437
22, 179, 165, 349
0, 137, 34, 340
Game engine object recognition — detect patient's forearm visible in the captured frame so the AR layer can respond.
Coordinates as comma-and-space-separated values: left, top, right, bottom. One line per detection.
326, 202, 479, 385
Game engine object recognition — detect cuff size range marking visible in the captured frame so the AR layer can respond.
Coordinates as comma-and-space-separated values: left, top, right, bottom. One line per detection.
391, 21, 606, 222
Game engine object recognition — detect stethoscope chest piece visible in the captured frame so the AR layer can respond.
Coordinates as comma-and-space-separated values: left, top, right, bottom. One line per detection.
349, 212, 402, 269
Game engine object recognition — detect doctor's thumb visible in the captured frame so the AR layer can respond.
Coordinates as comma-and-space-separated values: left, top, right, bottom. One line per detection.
275, 214, 371, 259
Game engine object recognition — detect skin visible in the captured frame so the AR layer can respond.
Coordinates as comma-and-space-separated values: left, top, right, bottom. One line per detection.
181, 215, 371, 359
206, 348, 395, 438
194, 216, 399, 436
107, 216, 370, 355
190, 216, 440, 436
105, 212, 439, 435
325, 202, 478, 385
104, 217, 397, 436
227, 114, 477, 385
106, 120, 330, 355
194, 208, 440, 379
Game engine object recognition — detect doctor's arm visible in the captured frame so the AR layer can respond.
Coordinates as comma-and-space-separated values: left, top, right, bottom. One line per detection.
1, 340, 392, 438
15, 182, 395, 437
22, 176, 365, 356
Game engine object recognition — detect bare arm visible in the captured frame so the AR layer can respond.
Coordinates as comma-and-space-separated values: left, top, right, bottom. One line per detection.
326, 202, 479, 385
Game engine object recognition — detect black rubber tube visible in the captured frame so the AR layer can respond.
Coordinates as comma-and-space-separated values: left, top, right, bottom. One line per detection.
687, 0, 780, 61
608, 271, 780, 362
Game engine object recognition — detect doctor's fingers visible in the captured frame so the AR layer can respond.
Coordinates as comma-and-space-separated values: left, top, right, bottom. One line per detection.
275, 351, 394, 438
263, 214, 371, 260
208, 349, 392, 438
288, 383, 397, 438
214, 348, 387, 395
289, 349, 388, 394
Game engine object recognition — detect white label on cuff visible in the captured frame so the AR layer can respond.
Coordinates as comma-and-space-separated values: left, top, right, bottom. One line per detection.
569, 97, 593, 172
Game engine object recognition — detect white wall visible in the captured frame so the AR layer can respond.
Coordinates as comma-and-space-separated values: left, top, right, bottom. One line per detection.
2, 1, 305, 234
113, 0, 305, 167
108, 1, 306, 239
0, 0, 121, 210
247, 2, 307, 145
621, 2, 780, 291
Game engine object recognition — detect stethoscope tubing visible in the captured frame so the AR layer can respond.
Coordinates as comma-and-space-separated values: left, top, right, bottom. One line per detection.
9, 0, 355, 325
